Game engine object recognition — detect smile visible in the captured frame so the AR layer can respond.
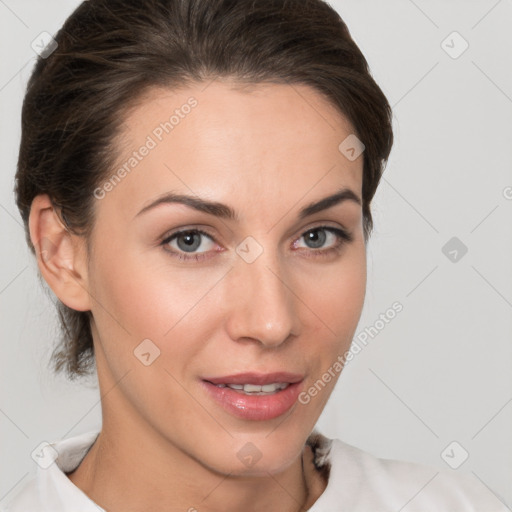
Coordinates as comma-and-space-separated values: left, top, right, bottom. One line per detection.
212, 382, 290, 394
201, 372, 304, 421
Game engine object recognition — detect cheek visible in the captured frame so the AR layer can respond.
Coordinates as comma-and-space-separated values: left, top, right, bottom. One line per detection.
300, 245, 367, 341
294, 253, 366, 413
87, 246, 228, 364
296, 244, 366, 399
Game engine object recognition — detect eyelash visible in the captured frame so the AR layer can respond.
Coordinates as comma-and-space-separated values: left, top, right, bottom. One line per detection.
160, 225, 353, 262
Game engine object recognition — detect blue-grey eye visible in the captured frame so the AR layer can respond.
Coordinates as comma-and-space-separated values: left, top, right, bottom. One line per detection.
304, 228, 327, 249
296, 227, 349, 250
166, 230, 215, 253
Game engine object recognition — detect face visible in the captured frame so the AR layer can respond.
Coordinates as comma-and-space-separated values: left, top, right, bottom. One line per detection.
86, 80, 366, 476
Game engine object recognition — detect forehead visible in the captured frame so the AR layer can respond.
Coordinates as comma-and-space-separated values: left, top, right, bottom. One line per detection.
100, 80, 363, 223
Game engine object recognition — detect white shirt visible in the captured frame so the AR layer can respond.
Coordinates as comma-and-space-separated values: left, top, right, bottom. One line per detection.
2, 430, 508, 511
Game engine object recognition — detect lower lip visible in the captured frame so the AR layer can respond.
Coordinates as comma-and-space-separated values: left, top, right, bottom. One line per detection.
201, 380, 303, 421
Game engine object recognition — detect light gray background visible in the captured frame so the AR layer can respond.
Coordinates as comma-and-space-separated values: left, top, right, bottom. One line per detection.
1, 0, 511, 508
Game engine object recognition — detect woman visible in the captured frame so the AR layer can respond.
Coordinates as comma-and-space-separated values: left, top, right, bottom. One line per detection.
4, 0, 508, 510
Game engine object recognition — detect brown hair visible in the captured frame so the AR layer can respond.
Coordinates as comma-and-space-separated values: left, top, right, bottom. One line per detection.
15, 0, 393, 378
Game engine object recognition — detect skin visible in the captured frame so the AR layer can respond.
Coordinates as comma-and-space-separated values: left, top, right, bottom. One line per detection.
29, 80, 366, 512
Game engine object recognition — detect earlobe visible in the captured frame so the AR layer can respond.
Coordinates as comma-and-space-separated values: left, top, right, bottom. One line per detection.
28, 195, 91, 312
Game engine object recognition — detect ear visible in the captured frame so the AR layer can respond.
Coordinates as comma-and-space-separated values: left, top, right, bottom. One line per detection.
29, 194, 91, 312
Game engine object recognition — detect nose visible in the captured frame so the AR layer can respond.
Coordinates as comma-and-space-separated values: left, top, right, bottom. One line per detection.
223, 250, 300, 348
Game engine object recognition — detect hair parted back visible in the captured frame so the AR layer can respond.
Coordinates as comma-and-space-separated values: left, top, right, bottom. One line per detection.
15, 0, 393, 379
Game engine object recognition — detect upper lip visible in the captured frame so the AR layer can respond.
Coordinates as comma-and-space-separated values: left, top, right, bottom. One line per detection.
203, 372, 304, 385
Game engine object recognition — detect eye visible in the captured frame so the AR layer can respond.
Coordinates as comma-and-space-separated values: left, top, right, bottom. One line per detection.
293, 226, 353, 254
161, 225, 353, 263
162, 229, 218, 261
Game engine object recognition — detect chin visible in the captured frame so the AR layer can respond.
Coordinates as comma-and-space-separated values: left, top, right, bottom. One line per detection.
195, 431, 306, 477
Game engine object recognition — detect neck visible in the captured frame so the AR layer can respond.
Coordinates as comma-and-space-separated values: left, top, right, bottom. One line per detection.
67, 400, 325, 512
68, 426, 320, 512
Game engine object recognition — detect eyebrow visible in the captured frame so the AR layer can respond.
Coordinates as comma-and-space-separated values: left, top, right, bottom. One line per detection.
135, 187, 361, 221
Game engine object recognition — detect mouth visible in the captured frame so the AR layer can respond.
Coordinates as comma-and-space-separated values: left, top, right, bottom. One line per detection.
203, 371, 303, 386
210, 382, 290, 395
201, 372, 304, 421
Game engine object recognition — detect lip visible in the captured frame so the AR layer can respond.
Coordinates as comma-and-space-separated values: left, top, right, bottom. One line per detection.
201, 372, 304, 421
203, 372, 304, 386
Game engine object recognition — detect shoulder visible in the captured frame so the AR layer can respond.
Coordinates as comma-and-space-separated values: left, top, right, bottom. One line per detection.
1, 478, 40, 512
308, 432, 509, 512
3, 430, 102, 512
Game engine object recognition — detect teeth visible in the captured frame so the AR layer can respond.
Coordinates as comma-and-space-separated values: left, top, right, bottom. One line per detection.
243, 384, 263, 392
215, 382, 289, 394
261, 383, 285, 392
